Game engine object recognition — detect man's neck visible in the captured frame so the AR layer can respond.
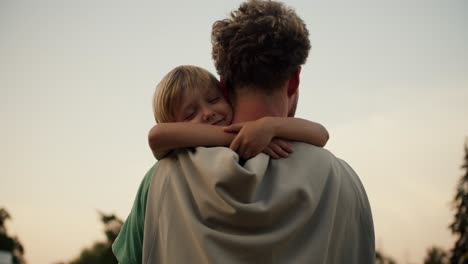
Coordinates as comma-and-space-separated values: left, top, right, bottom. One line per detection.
231, 90, 288, 123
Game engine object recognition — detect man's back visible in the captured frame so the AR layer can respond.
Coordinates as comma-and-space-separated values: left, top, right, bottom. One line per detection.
143, 143, 375, 264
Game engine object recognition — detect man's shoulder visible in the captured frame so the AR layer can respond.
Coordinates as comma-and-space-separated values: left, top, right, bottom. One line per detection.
290, 142, 336, 161
166, 145, 338, 166
282, 142, 351, 176
161, 147, 239, 166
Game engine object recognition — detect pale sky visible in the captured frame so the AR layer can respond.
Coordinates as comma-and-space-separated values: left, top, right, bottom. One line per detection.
1, 1, 467, 263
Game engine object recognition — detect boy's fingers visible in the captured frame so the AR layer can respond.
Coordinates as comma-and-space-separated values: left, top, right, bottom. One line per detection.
240, 142, 258, 159
263, 148, 279, 159
223, 123, 244, 132
230, 138, 240, 151
235, 140, 246, 156
223, 126, 238, 133
276, 149, 289, 158
274, 139, 293, 153
272, 139, 293, 153
246, 147, 261, 159
240, 147, 249, 159
223, 125, 238, 132
269, 143, 289, 158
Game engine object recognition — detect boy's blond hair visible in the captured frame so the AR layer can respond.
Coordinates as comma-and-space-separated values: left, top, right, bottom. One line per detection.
153, 65, 220, 123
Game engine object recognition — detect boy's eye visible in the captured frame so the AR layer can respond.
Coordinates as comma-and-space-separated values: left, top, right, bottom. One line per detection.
184, 111, 195, 120
208, 97, 220, 104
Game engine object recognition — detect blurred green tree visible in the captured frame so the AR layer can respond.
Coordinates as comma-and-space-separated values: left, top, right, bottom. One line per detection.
424, 246, 449, 264
65, 211, 123, 264
449, 140, 468, 264
0, 208, 26, 264
376, 249, 397, 264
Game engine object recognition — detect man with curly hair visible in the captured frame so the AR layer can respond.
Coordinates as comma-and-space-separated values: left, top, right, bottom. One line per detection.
113, 1, 375, 263
211, 0, 310, 120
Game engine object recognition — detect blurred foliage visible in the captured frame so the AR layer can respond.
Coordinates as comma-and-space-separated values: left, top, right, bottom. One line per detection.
424, 246, 449, 264
61, 211, 123, 264
0, 208, 26, 264
376, 249, 397, 264
449, 140, 468, 264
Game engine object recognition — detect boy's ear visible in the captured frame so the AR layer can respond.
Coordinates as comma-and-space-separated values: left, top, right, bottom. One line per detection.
287, 67, 301, 97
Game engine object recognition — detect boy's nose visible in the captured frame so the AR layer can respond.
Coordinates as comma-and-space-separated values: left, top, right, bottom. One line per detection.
202, 108, 216, 122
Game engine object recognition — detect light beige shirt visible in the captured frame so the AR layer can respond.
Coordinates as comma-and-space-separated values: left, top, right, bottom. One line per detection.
143, 143, 375, 264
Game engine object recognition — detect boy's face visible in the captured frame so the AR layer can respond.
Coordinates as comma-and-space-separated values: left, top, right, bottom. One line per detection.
175, 86, 233, 126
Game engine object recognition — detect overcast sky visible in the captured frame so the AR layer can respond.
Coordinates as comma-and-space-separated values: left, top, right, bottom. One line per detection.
1, 0, 467, 263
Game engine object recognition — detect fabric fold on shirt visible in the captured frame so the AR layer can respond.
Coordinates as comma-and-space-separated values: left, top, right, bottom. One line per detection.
143, 143, 375, 264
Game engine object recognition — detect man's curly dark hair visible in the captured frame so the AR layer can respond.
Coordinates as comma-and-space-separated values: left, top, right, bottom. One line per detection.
211, 0, 311, 94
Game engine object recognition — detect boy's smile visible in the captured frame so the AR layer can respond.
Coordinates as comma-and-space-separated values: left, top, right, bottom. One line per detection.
176, 87, 233, 126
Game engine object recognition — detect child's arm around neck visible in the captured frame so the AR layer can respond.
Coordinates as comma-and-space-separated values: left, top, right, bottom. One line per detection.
148, 123, 235, 160
269, 117, 329, 147
223, 117, 329, 159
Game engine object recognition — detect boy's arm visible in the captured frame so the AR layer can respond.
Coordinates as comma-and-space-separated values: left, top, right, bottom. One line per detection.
268, 117, 329, 147
148, 123, 235, 160
224, 117, 329, 159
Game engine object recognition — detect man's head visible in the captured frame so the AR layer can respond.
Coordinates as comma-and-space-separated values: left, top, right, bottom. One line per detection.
153, 65, 231, 124
211, 0, 310, 118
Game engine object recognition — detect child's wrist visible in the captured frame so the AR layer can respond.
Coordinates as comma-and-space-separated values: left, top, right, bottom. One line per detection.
261, 116, 278, 135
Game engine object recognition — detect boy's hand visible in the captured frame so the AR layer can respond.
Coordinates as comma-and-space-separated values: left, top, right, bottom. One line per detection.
223, 118, 293, 159
263, 139, 294, 159
224, 120, 272, 159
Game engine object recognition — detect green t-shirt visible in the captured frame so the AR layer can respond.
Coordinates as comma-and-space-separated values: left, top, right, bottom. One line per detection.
112, 162, 158, 264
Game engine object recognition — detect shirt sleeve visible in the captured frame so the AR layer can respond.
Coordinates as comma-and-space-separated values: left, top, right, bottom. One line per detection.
112, 162, 158, 264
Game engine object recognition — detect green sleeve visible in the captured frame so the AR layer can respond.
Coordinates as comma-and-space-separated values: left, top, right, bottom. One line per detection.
112, 162, 158, 264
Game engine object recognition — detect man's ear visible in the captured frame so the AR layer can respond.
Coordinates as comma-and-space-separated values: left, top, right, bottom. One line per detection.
287, 67, 301, 97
